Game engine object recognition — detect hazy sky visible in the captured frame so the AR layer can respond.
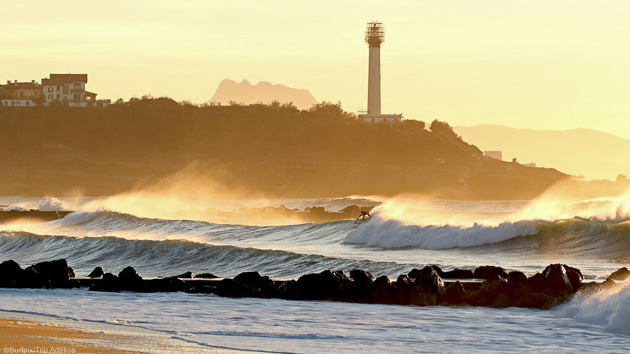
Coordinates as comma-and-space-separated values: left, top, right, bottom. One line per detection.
3, 1, 630, 138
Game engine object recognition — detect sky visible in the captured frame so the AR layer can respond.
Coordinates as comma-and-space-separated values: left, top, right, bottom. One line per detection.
2, 0, 630, 138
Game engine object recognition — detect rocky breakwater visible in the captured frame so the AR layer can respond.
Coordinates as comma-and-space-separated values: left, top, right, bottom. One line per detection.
1, 259, 629, 310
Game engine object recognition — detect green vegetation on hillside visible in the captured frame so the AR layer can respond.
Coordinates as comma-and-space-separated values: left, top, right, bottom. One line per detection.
0, 97, 566, 198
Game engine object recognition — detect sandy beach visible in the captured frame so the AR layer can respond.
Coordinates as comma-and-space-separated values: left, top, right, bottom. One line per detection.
0, 317, 141, 353
0, 314, 240, 353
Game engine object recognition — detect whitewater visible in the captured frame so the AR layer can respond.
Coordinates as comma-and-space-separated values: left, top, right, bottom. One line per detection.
1, 194, 629, 352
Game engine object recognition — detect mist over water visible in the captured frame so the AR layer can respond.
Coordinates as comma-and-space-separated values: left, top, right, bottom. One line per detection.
1, 185, 630, 351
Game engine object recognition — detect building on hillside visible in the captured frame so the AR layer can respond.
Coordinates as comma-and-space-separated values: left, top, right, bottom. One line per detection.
483, 151, 503, 161
41, 74, 110, 107
0, 80, 42, 107
357, 21, 403, 124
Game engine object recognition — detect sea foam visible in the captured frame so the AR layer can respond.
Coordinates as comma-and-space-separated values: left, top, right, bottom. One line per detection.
556, 282, 630, 335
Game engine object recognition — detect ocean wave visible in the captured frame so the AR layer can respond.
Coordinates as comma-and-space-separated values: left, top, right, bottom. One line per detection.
556, 282, 630, 335
0, 231, 410, 279
344, 217, 539, 249
344, 216, 630, 257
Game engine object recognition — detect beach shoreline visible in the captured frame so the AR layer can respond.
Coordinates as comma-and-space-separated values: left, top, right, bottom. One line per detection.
0, 312, 244, 354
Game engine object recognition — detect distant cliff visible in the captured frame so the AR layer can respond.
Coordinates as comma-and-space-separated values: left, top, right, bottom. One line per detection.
207, 79, 317, 110
454, 125, 630, 181
0, 99, 567, 199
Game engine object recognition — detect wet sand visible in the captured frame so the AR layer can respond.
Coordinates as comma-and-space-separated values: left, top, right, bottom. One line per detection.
0, 315, 243, 353
0, 318, 140, 353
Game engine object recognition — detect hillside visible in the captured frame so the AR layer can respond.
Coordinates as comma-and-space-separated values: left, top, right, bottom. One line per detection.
454, 125, 630, 180
0, 99, 567, 199
207, 79, 317, 110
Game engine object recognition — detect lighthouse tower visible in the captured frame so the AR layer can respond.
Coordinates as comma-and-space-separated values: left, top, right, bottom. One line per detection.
358, 21, 403, 124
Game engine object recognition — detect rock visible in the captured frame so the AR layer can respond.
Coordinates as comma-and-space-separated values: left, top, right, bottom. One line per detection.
276, 279, 299, 300
439, 281, 468, 305
563, 264, 583, 290
216, 278, 251, 298
607, 267, 630, 281
170, 271, 194, 279
514, 292, 555, 309
507, 271, 530, 298
350, 269, 375, 302
233, 271, 276, 298
90, 273, 121, 292
146, 277, 187, 292
394, 275, 412, 305
527, 272, 545, 293
296, 270, 351, 301
474, 266, 508, 279
475, 275, 513, 307
68, 267, 76, 279
118, 266, 147, 292
196, 273, 218, 279
441, 269, 475, 279
370, 276, 396, 304
23, 259, 72, 288
0, 260, 24, 288
87, 267, 104, 278
542, 264, 574, 298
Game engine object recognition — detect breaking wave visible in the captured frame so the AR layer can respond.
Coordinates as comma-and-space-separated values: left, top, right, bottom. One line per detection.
344, 215, 630, 260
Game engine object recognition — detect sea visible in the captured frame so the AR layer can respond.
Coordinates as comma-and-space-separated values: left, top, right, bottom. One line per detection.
0, 191, 629, 353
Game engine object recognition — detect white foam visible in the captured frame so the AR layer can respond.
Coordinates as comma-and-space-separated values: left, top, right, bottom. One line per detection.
344, 216, 539, 249
556, 282, 630, 335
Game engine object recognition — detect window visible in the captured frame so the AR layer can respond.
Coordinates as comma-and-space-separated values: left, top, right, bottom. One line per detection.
48, 94, 53, 99
48, 87, 53, 92
25, 102, 30, 106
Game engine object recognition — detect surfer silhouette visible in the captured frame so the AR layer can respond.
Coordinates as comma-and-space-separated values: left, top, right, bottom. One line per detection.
357, 211, 371, 220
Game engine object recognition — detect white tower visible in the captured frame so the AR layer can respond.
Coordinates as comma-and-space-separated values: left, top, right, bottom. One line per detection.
366, 22, 384, 115
358, 21, 403, 124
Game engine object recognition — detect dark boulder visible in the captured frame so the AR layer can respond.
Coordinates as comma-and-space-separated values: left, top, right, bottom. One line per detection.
276, 279, 299, 300
370, 276, 396, 304
296, 270, 351, 301
196, 273, 219, 279
474, 266, 508, 279
233, 271, 276, 298
146, 277, 187, 292
541, 264, 574, 298
118, 266, 147, 292
68, 267, 76, 279
563, 264, 583, 291
507, 271, 530, 298
409, 266, 446, 306
87, 267, 104, 278
441, 268, 475, 279
90, 273, 121, 292
350, 269, 375, 302
394, 275, 412, 305
514, 292, 555, 309
439, 281, 468, 305
0, 260, 24, 288
170, 271, 194, 279
607, 267, 630, 281
23, 259, 72, 288
473, 275, 513, 307
216, 278, 251, 298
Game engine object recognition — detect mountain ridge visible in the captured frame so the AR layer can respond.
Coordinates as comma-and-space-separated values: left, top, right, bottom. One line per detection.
207, 79, 317, 110
454, 124, 630, 180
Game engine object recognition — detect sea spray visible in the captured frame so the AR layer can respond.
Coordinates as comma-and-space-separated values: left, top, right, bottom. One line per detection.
556, 282, 630, 335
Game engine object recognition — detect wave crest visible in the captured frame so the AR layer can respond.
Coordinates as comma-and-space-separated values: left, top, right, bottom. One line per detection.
344, 217, 538, 249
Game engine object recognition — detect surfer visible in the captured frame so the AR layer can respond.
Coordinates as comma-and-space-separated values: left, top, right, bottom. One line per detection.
357, 210, 371, 220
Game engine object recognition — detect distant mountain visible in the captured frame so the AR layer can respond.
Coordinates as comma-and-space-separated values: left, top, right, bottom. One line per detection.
207, 79, 317, 110
454, 125, 630, 180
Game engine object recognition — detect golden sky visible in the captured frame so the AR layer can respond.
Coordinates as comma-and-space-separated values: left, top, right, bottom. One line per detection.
2, 1, 630, 138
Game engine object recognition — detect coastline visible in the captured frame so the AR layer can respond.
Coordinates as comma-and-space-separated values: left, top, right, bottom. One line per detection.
0, 316, 140, 353
0, 312, 244, 354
